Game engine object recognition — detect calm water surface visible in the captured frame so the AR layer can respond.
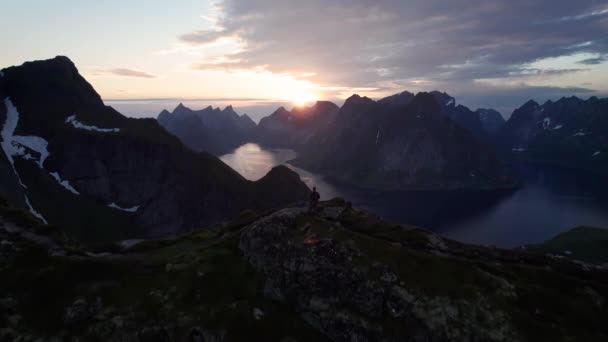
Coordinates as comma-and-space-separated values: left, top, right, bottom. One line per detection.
221, 143, 608, 248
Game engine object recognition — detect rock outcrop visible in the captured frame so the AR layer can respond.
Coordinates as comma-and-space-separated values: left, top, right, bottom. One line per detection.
2, 198, 607, 341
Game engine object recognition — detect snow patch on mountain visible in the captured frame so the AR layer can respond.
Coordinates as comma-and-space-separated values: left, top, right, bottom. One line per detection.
50, 172, 80, 195
66, 115, 120, 133
593, 151, 601, 157
12, 135, 49, 168
445, 98, 455, 106
512, 147, 526, 152
553, 125, 563, 130
25, 196, 48, 224
108, 202, 140, 212
1, 98, 28, 187
542, 117, 551, 130
573, 130, 589, 136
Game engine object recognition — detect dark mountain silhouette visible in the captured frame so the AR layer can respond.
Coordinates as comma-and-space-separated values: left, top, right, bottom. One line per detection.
0, 56, 309, 241
157, 103, 256, 155
476, 108, 506, 135
292, 93, 517, 190
378, 90, 504, 140
256, 101, 339, 148
499, 96, 608, 172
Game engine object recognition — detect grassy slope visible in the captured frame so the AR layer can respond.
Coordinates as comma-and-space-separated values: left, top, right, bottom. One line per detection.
527, 226, 608, 264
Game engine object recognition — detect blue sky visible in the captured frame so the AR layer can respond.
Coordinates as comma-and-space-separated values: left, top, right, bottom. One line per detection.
2, 0, 608, 121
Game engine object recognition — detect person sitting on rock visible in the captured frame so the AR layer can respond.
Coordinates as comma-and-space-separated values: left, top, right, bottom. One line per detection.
309, 187, 320, 214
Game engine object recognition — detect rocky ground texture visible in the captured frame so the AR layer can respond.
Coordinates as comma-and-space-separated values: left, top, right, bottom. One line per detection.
1, 198, 608, 341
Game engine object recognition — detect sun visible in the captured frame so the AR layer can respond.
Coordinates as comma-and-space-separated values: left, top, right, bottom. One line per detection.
291, 91, 317, 107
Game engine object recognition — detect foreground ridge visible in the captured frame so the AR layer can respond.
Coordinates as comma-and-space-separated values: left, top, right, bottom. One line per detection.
1, 198, 607, 341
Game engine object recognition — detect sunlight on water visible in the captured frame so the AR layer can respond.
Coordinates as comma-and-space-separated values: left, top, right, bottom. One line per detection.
220, 143, 342, 199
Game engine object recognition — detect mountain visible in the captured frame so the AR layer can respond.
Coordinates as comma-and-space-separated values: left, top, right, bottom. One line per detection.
378, 90, 504, 139
256, 101, 339, 148
377, 90, 415, 106
499, 96, 608, 172
292, 93, 517, 190
476, 108, 506, 135
157, 103, 256, 155
0, 56, 310, 242
2, 198, 607, 341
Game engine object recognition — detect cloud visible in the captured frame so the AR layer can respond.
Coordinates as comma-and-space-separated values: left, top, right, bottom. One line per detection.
94, 68, 158, 79
578, 55, 608, 65
180, 0, 608, 86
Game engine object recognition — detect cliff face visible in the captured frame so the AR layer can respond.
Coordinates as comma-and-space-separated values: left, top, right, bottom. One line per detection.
293, 93, 517, 191
1, 199, 607, 341
0, 56, 310, 241
499, 96, 608, 172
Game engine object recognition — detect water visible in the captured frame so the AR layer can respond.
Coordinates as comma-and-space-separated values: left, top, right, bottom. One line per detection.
220, 143, 608, 248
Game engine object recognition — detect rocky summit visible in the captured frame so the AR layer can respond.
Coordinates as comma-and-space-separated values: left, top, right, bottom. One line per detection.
1, 198, 607, 341
0, 57, 310, 242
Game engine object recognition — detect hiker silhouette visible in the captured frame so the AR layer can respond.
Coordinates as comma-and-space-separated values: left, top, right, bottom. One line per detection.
309, 187, 320, 213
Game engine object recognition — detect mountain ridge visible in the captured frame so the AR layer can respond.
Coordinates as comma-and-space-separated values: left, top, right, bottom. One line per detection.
0, 56, 310, 241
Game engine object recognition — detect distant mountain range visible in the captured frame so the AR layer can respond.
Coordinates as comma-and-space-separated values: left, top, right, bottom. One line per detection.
291, 93, 517, 190
0, 56, 309, 242
256, 101, 339, 148
157, 103, 256, 155
159, 89, 606, 180
499, 96, 607, 172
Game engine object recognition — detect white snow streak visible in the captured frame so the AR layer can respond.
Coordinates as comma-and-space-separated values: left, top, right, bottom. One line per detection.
12, 135, 49, 168
50, 172, 80, 195
542, 117, 551, 130
108, 202, 140, 212
1, 98, 50, 169
553, 125, 563, 130
573, 131, 589, 136
512, 147, 526, 152
593, 151, 601, 157
376, 128, 381, 145
66, 115, 120, 133
24, 196, 48, 225
1, 98, 27, 187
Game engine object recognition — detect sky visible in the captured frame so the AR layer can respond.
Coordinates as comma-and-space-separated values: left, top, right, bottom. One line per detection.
1, 0, 608, 121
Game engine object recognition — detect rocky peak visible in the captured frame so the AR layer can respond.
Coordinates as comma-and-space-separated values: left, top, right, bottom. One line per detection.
378, 90, 415, 106
430, 90, 456, 107
343, 94, 375, 107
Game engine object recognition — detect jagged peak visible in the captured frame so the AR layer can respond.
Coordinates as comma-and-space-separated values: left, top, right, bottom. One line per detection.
344, 94, 375, 106
272, 106, 291, 116
173, 102, 191, 114
522, 99, 540, 108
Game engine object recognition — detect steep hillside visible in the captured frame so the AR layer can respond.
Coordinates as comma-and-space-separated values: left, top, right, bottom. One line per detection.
0, 57, 310, 242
